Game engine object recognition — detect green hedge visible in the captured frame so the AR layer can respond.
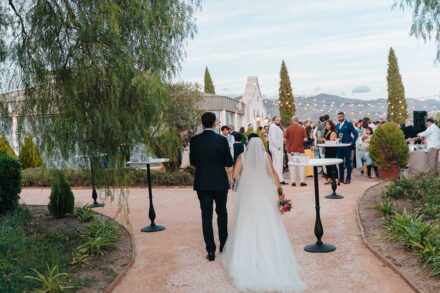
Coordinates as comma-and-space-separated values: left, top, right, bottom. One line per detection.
0, 154, 22, 214
22, 167, 194, 187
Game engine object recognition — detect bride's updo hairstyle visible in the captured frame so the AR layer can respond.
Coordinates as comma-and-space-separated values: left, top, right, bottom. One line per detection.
247, 132, 259, 141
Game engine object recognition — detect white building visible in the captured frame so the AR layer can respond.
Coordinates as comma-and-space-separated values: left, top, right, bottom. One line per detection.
198, 93, 245, 132
236, 76, 269, 128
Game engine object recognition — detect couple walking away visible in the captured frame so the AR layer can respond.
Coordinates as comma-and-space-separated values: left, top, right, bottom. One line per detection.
190, 112, 305, 292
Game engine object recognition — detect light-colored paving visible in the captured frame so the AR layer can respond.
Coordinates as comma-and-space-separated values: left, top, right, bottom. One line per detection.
21, 175, 414, 293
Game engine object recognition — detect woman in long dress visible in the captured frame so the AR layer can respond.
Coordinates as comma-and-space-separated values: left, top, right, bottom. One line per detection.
222, 137, 306, 292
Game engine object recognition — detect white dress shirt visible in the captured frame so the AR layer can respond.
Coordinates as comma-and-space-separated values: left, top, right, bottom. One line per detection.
268, 123, 284, 150
418, 124, 440, 149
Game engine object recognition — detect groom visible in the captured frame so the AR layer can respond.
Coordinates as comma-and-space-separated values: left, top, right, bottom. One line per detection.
190, 112, 234, 261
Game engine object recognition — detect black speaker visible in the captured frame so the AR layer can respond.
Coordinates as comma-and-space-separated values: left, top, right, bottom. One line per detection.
413, 111, 427, 134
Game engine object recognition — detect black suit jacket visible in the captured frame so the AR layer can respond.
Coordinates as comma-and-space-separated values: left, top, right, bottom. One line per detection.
190, 130, 233, 191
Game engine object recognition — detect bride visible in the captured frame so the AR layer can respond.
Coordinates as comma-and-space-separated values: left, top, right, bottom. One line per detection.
222, 136, 306, 292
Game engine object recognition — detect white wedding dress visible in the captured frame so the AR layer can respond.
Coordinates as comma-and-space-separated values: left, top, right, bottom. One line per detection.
222, 138, 306, 292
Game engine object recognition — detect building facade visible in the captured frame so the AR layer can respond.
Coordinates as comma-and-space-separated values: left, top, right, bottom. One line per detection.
198, 93, 245, 132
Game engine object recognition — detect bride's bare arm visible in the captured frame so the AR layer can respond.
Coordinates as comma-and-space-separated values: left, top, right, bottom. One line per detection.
232, 155, 242, 180
267, 155, 281, 188
267, 155, 285, 200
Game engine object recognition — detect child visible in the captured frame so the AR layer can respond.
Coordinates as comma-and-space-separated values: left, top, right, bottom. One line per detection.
233, 132, 245, 164
356, 127, 379, 178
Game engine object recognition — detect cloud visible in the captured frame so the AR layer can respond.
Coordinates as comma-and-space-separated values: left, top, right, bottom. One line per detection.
352, 85, 371, 94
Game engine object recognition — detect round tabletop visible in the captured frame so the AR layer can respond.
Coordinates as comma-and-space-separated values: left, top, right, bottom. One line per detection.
126, 158, 170, 166
288, 158, 343, 167
317, 143, 351, 148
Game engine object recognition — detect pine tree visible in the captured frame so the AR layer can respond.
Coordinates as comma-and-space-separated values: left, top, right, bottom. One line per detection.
278, 60, 296, 126
204, 67, 215, 94
387, 48, 407, 124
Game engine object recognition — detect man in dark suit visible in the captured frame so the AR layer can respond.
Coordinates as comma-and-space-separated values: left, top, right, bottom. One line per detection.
190, 112, 234, 261
336, 112, 358, 184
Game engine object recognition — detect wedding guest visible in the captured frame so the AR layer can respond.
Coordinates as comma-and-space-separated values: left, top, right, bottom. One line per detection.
221, 125, 235, 159
233, 132, 245, 164
336, 112, 358, 184
245, 123, 254, 138
320, 120, 338, 185
285, 116, 307, 187
304, 126, 314, 150
239, 126, 248, 145
417, 118, 440, 172
304, 125, 315, 177
269, 116, 287, 185
402, 118, 416, 140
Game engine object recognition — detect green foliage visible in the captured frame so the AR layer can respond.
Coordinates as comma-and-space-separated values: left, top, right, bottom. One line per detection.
395, 0, 440, 61
389, 210, 433, 248
6, 0, 200, 192
0, 135, 15, 157
0, 3, 8, 62
369, 122, 409, 168
0, 154, 21, 214
204, 66, 215, 94
387, 48, 407, 124
278, 60, 296, 127
377, 195, 396, 216
146, 82, 202, 171
74, 204, 95, 222
25, 264, 73, 293
19, 136, 44, 169
380, 174, 440, 277
77, 218, 117, 256
48, 171, 75, 218
383, 173, 440, 219
22, 167, 194, 187
0, 207, 82, 292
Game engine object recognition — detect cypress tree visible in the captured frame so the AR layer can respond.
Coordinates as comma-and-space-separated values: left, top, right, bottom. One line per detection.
19, 136, 44, 169
0, 136, 15, 157
204, 67, 215, 94
387, 48, 408, 124
278, 60, 296, 126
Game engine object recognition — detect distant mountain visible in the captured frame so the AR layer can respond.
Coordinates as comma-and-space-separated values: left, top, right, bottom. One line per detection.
263, 93, 440, 121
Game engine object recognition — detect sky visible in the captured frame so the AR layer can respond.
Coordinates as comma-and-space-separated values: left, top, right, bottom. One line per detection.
176, 0, 440, 100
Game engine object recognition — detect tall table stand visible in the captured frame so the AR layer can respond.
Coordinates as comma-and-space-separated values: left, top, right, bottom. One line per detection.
317, 143, 351, 200
127, 158, 169, 233
289, 158, 342, 253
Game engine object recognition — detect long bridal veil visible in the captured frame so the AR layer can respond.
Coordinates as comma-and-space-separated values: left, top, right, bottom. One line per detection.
222, 138, 305, 292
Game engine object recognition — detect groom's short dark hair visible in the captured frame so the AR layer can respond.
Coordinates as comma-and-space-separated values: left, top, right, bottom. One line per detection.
201, 112, 216, 128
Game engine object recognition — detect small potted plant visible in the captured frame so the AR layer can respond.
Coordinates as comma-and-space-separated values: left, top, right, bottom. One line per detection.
369, 122, 409, 179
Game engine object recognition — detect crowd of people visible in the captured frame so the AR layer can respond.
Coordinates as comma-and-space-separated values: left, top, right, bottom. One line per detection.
216, 113, 440, 186
217, 112, 440, 186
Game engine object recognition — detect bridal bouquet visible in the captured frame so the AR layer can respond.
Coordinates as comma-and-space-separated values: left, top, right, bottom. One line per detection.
279, 199, 293, 215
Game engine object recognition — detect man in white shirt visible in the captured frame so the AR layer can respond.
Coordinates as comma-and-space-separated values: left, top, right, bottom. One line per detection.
418, 118, 440, 172
268, 116, 287, 184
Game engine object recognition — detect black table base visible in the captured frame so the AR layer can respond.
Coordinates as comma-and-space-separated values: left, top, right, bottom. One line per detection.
304, 166, 336, 253
141, 163, 165, 233
91, 187, 105, 208
325, 179, 344, 199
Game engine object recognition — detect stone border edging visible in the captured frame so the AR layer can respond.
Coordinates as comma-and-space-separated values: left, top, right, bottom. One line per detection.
90, 210, 137, 293
355, 182, 421, 293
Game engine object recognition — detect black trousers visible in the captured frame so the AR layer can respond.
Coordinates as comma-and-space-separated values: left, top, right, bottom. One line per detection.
197, 190, 228, 253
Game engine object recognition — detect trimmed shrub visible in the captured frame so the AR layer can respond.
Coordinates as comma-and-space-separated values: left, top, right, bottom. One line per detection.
369, 122, 409, 169
48, 171, 75, 218
0, 135, 16, 157
19, 136, 44, 169
0, 154, 22, 214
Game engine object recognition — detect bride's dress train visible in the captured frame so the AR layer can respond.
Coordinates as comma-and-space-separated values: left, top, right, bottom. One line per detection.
222, 138, 306, 292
